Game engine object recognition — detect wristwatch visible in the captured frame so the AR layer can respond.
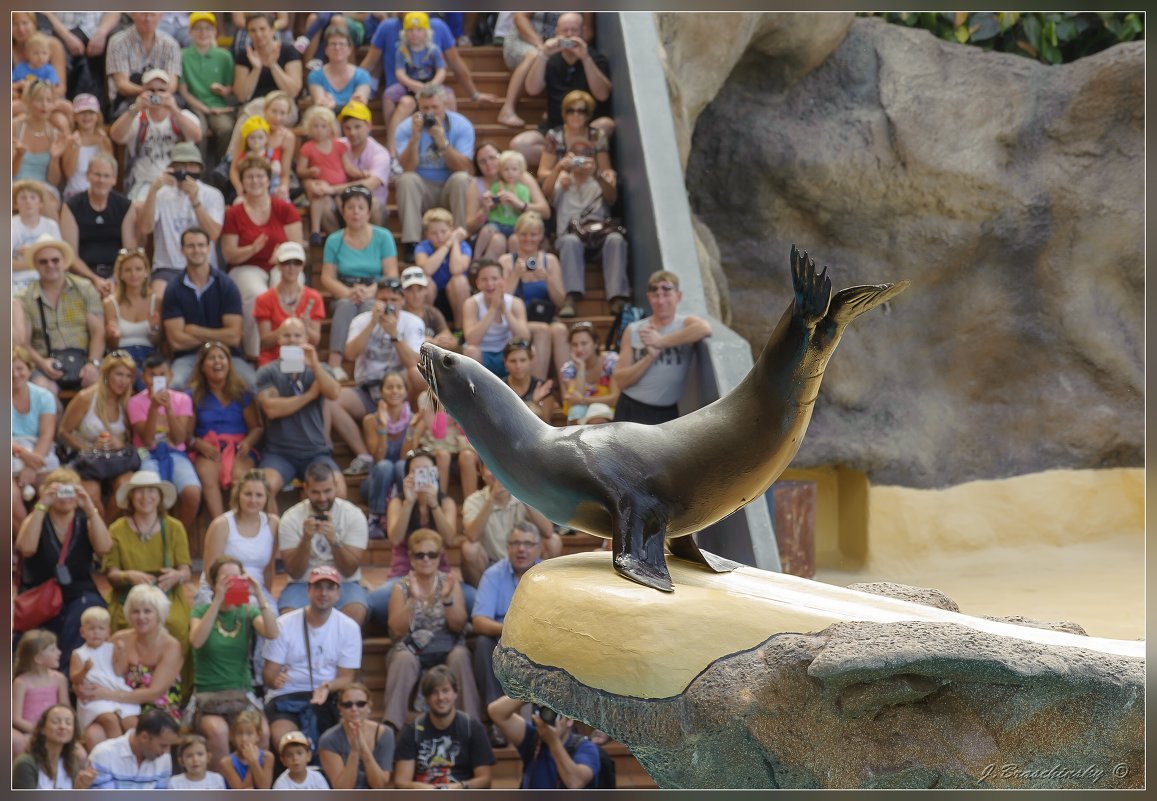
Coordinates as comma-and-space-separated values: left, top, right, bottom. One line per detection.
90, 358, 101, 368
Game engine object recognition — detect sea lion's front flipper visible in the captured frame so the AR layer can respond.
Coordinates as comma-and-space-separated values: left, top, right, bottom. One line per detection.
612, 504, 674, 592
668, 534, 743, 573
791, 244, 833, 328
827, 280, 911, 327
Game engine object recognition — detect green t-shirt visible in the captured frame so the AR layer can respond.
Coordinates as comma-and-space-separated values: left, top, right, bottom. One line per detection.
487, 181, 532, 228
191, 603, 259, 693
180, 46, 235, 109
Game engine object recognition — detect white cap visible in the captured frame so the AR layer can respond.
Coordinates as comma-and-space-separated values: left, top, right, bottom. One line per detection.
274, 241, 307, 263
401, 266, 429, 289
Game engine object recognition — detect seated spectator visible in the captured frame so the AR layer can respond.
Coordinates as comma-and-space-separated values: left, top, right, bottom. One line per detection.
42, 11, 119, 113
189, 557, 278, 768
461, 463, 560, 588
318, 185, 400, 380
263, 565, 362, 760
162, 227, 255, 390
401, 265, 460, 351
307, 25, 372, 113
502, 340, 556, 423
12, 181, 62, 294
109, 69, 201, 203
393, 665, 495, 789
88, 708, 181, 789
106, 13, 181, 119
220, 155, 304, 359
195, 473, 279, 610
254, 242, 325, 367
482, 151, 533, 241
537, 89, 613, 191
300, 13, 369, 62
466, 141, 551, 262
518, 12, 613, 170
257, 319, 347, 499
60, 94, 115, 203
219, 708, 274, 789
551, 139, 628, 318
332, 100, 392, 227
276, 463, 369, 624
226, 116, 290, 204
231, 14, 299, 104
127, 354, 202, 534
101, 247, 161, 385
178, 13, 236, 169
11, 13, 68, 130
499, 211, 569, 377
188, 342, 263, 522
410, 392, 479, 500
462, 259, 531, 378
14, 468, 112, 669
360, 371, 412, 525
12, 705, 96, 789
16, 233, 105, 395
319, 682, 395, 789
71, 607, 138, 752
559, 320, 620, 424
170, 734, 227, 790
103, 471, 193, 675
493, 12, 566, 129
366, 449, 463, 624
12, 31, 61, 92
579, 402, 615, 425
58, 352, 139, 518
383, 13, 447, 154
12, 79, 66, 210
472, 523, 544, 742
12, 630, 71, 752
297, 105, 363, 246
135, 143, 226, 295
395, 83, 475, 260
382, 529, 479, 734
413, 208, 472, 330
12, 347, 60, 529
60, 153, 135, 297
488, 695, 601, 789
273, 730, 330, 789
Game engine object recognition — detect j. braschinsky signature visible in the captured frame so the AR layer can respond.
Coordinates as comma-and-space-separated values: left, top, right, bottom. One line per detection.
978, 762, 1129, 784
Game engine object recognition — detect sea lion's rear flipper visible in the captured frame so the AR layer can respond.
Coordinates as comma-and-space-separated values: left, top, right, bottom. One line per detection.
612, 505, 674, 592
668, 534, 743, 573
827, 280, 911, 327
791, 244, 833, 328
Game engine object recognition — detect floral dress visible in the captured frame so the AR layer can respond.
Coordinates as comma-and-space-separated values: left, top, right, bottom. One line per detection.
126, 661, 182, 722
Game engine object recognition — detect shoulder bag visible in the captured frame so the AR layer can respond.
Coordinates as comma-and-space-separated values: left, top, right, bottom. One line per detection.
36, 296, 87, 391
566, 198, 626, 252
14, 512, 77, 632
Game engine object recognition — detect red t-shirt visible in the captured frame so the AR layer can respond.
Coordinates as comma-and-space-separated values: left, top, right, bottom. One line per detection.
222, 197, 302, 272
298, 139, 349, 187
252, 286, 327, 365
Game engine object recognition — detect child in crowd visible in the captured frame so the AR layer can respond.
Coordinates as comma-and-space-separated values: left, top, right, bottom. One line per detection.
414, 208, 473, 330
273, 730, 331, 789
385, 12, 446, 154
170, 733, 228, 789
485, 150, 532, 240
411, 390, 479, 501
228, 115, 282, 202
263, 90, 297, 201
11, 181, 61, 291
70, 607, 140, 750
61, 94, 114, 200
12, 32, 60, 91
179, 12, 236, 170
12, 630, 70, 741
220, 708, 274, 789
127, 354, 203, 540
361, 370, 413, 532
296, 104, 366, 245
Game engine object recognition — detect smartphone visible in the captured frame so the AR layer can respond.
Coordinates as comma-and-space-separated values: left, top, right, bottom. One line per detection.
224, 575, 249, 606
57, 484, 76, 499
279, 345, 305, 373
152, 375, 167, 393
414, 466, 439, 491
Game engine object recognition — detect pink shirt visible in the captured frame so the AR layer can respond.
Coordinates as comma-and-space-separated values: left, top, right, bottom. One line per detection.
127, 389, 194, 450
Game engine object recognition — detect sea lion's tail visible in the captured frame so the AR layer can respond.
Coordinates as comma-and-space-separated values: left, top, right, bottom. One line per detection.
791, 244, 832, 328
828, 280, 911, 328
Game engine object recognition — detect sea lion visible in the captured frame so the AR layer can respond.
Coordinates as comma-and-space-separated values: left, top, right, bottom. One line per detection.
419, 246, 909, 591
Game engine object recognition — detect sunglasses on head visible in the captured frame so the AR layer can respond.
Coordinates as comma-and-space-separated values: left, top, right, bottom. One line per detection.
411, 550, 440, 561
406, 448, 435, 462
118, 247, 147, 257
648, 282, 677, 294
339, 700, 369, 709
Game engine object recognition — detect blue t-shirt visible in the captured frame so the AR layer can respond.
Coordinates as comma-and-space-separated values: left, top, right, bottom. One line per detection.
415, 239, 472, 290
394, 110, 475, 183
161, 268, 244, 359
13, 382, 56, 439
394, 43, 444, 84
13, 62, 60, 85
518, 730, 601, 789
307, 66, 372, 111
473, 558, 539, 624
194, 391, 253, 438
370, 17, 454, 87
323, 226, 398, 281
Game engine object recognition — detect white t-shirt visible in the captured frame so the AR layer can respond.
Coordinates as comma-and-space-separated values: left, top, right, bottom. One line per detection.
272, 767, 331, 789
347, 308, 425, 386
125, 109, 201, 199
150, 182, 225, 271
12, 215, 61, 291
278, 498, 369, 583
169, 771, 227, 790
262, 607, 362, 702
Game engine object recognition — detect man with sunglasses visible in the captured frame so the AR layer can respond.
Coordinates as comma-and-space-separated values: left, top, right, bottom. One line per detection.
612, 271, 712, 425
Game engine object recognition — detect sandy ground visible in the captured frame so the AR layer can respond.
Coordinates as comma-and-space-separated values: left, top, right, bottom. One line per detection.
814, 468, 1144, 641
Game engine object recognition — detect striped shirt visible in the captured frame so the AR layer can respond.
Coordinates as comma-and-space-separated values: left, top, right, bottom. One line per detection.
88, 730, 172, 789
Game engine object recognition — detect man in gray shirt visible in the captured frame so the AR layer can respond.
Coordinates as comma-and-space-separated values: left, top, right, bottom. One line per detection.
611, 270, 711, 425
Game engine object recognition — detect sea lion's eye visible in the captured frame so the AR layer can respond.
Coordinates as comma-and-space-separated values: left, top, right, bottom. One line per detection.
441, 354, 455, 368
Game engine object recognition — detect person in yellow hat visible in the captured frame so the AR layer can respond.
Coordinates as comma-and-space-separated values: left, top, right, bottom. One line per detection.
383, 11, 448, 156
179, 12, 236, 169
325, 100, 392, 228
228, 115, 284, 200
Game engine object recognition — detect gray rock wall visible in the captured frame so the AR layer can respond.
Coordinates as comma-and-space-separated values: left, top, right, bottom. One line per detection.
670, 15, 1143, 487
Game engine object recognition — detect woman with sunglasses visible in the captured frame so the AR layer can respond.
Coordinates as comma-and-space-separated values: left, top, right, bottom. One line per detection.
502, 341, 555, 424
188, 342, 263, 523
499, 210, 569, 378
558, 320, 620, 424
319, 682, 394, 788
381, 529, 478, 735
102, 248, 161, 390
319, 184, 400, 382
537, 90, 613, 198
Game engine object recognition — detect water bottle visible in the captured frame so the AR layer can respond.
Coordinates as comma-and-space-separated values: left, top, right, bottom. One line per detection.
97, 431, 112, 453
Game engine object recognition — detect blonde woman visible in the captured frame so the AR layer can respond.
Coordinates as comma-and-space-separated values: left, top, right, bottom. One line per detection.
102, 248, 161, 388
498, 211, 569, 378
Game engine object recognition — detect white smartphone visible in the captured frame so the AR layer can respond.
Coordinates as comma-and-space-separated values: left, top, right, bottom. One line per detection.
414, 466, 439, 491
279, 345, 305, 373
152, 375, 167, 393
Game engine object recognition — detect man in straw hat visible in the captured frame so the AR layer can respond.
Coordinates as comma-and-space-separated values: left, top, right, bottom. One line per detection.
16, 233, 105, 395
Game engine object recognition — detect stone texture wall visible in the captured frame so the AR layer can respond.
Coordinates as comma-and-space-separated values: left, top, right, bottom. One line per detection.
659, 13, 1143, 488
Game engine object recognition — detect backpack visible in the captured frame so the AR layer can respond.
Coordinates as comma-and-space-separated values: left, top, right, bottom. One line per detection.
604, 305, 647, 354
566, 736, 616, 790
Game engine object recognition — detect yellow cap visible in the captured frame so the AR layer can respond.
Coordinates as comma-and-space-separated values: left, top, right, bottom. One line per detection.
403, 12, 430, 31
338, 100, 372, 123
240, 115, 271, 144
188, 12, 217, 29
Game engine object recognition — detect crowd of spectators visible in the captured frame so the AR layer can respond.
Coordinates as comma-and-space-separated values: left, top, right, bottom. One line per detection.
11, 9, 714, 790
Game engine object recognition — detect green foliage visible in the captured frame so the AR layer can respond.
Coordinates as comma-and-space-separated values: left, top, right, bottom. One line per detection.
862, 12, 1144, 65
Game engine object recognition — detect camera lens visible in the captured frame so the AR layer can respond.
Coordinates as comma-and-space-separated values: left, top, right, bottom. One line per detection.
540, 707, 558, 724
526, 258, 538, 271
